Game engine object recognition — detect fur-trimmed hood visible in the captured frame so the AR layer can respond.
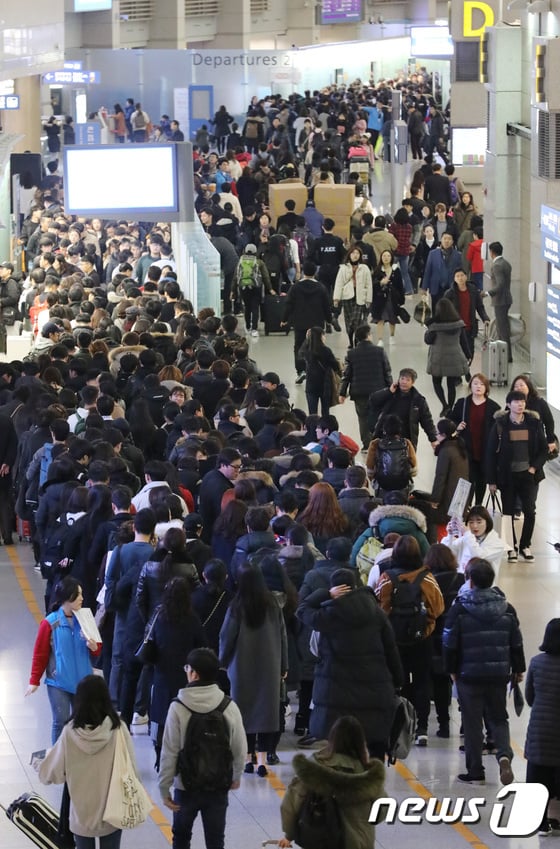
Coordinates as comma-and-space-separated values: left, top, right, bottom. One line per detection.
237, 469, 275, 488
292, 752, 385, 804
108, 344, 147, 377
493, 408, 541, 422
369, 503, 427, 532
279, 468, 323, 488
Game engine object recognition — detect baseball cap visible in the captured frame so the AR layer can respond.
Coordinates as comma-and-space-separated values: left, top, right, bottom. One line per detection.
183, 513, 203, 535
42, 321, 63, 338
245, 244, 257, 255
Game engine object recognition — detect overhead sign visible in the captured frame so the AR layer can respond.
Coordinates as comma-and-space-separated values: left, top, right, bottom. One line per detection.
42, 70, 100, 85
321, 0, 362, 24
546, 286, 560, 410
0, 95, 20, 110
463, 1, 495, 37
541, 204, 560, 268
64, 61, 83, 71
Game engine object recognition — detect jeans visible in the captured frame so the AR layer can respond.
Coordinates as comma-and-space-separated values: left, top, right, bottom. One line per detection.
456, 679, 513, 778
472, 272, 483, 291
172, 788, 228, 849
396, 254, 413, 295
47, 685, 73, 744
74, 832, 122, 849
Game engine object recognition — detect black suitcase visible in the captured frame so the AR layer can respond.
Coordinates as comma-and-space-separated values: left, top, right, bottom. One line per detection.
262, 294, 290, 336
2, 792, 67, 849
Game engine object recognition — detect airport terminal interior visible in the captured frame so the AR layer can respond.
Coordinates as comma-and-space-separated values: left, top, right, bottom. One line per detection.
1, 159, 560, 849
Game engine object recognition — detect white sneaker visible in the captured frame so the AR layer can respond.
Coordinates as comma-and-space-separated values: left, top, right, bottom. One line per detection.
251, 329, 259, 338
132, 712, 148, 726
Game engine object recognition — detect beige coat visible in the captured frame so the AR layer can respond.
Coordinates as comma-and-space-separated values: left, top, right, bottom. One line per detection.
333, 263, 372, 306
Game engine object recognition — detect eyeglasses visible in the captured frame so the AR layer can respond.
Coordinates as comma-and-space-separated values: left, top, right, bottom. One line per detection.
229, 464, 242, 471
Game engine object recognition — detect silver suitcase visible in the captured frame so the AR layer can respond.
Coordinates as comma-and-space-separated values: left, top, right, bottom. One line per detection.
481, 339, 508, 386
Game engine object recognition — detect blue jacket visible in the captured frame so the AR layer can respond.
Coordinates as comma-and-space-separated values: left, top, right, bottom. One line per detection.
421, 247, 463, 297
44, 608, 93, 694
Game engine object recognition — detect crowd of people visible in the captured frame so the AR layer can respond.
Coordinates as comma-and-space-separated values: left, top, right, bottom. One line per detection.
7, 80, 557, 848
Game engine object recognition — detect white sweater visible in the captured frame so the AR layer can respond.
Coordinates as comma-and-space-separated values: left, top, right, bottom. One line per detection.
440, 528, 506, 580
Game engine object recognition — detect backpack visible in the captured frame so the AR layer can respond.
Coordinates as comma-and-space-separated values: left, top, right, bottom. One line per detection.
387, 695, 417, 765
294, 790, 345, 849
39, 443, 54, 487
237, 255, 262, 290
386, 568, 428, 646
355, 531, 383, 582
174, 695, 233, 792
245, 120, 259, 139
449, 178, 459, 205
292, 226, 311, 264
74, 411, 87, 436
374, 437, 411, 492
135, 111, 146, 130
40, 519, 69, 579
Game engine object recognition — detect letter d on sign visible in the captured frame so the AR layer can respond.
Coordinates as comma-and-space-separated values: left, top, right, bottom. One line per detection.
489, 783, 549, 836
463, 1, 495, 37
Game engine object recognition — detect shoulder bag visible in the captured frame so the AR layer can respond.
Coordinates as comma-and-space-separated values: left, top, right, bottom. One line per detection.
103, 726, 152, 829
134, 606, 161, 665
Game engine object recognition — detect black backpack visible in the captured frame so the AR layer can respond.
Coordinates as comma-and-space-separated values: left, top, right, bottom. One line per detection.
174, 695, 233, 793
294, 790, 345, 849
386, 568, 428, 646
374, 437, 411, 491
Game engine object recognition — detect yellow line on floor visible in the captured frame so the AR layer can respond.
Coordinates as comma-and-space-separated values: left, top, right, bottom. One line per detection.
8, 545, 173, 844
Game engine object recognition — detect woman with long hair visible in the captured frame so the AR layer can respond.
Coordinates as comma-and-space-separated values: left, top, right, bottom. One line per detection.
110, 103, 126, 143
510, 373, 557, 455
38, 675, 142, 849
136, 527, 200, 624
211, 499, 249, 583
449, 373, 501, 504
425, 298, 469, 416
299, 481, 350, 555
192, 558, 233, 656
298, 326, 341, 416
453, 191, 478, 234
280, 714, 386, 848
150, 576, 206, 769
423, 543, 465, 738
26, 577, 100, 743
370, 249, 405, 345
333, 246, 372, 348
427, 418, 470, 532
219, 564, 287, 777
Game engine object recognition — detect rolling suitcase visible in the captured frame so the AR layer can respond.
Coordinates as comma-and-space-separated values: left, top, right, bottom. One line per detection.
2, 792, 65, 849
481, 338, 508, 386
17, 515, 32, 542
262, 294, 290, 336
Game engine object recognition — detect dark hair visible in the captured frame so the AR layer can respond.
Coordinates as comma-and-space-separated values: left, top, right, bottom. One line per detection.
245, 505, 270, 533
133, 507, 156, 535
111, 485, 132, 511
159, 527, 189, 583
488, 241, 503, 257
322, 715, 369, 768
232, 564, 276, 629
436, 418, 468, 459
466, 557, 495, 588
392, 535, 423, 571
382, 414, 403, 438
510, 373, 538, 399
434, 298, 460, 322
345, 465, 366, 488
202, 558, 227, 591
465, 504, 494, 533
423, 543, 458, 574
326, 536, 352, 562
506, 389, 527, 405
539, 619, 560, 654
468, 372, 490, 397
354, 324, 370, 343
160, 576, 192, 624
186, 647, 220, 684
213, 499, 248, 540
50, 575, 82, 612
71, 675, 120, 730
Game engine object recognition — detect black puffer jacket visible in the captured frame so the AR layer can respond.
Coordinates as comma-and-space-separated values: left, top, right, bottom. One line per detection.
486, 410, 549, 488
443, 586, 525, 681
297, 586, 403, 744
136, 556, 200, 623
525, 652, 560, 765
370, 386, 437, 449
340, 339, 392, 400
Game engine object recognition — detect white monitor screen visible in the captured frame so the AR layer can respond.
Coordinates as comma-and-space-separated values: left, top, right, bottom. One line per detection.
63, 145, 179, 219
410, 26, 454, 58
451, 127, 487, 166
74, 0, 112, 10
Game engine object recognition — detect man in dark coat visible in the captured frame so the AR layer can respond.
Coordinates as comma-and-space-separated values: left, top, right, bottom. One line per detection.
424, 162, 452, 206
198, 448, 242, 542
297, 567, 403, 760
369, 367, 437, 451
421, 232, 463, 312
443, 557, 525, 785
339, 323, 393, 450
486, 241, 513, 362
281, 260, 332, 383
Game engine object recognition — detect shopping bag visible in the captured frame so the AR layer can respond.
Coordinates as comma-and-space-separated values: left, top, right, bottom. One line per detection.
103, 727, 152, 829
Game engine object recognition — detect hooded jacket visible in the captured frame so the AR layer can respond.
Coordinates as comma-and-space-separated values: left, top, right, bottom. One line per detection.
351, 504, 430, 564
425, 319, 469, 378
443, 586, 525, 681
39, 718, 138, 838
486, 409, 549, 488
282, 277, 332, 330
281, 751, 386, 849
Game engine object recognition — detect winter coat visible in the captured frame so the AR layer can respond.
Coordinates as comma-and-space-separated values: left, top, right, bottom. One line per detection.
362, 229, 398, 265
352, 505, 430, 565
136, 556, 201, 624
376, 566, 444, 638
236, 469, 277, 505
281, 751, 386, 849
370, 264, 405, 323
282, 278, 332, 331
158, 682, 246, 801
429, 438, 470, 524
296, 586, 403, 743
444, 282, 489, 337
338, 487, 372, 531
453, 202, 477, 234
440, 529, 505, 579
421, 247, 463, 297
432, 570, 465, 661
340, 339, 392, 400
277, 543, 318, 591
298, 340, 341, 398
370, 386, 437, 449
443, 586, 525, 681
425, 319, 469, 378
198, 468, 234, 542
322, 466, 347, 495
229, 530, 279, 585
448, 395, 501, 464
191, 584, 233, 655
219, 599, 288, 733
333, 263, 372, 306
39, 718, 138, 838
486, 410, 549, 490
525, 652, 560, 765
150, 611, 206, 726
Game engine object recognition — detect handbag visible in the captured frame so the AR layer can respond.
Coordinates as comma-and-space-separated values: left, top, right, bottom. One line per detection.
397, 306, 411, 324
103, 726, 152, 829
509, 679, 525, 716
327, 367, 342, 406
413, 300, 431, 325
134, 606, 160, 665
